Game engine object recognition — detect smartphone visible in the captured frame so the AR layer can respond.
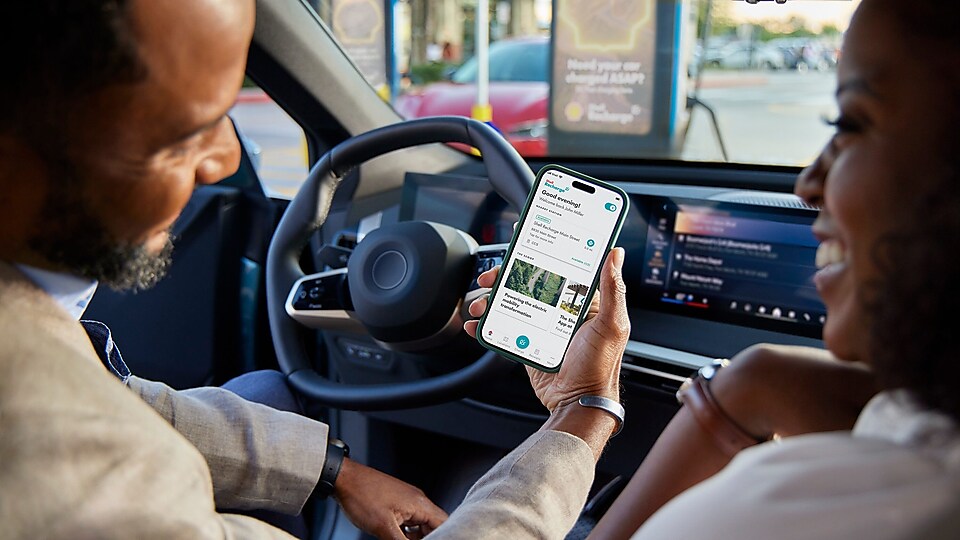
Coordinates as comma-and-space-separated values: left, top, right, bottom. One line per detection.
476, 164, 629, 372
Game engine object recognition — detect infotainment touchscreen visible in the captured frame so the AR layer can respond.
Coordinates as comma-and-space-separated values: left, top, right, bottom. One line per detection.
621, 195, 824, 339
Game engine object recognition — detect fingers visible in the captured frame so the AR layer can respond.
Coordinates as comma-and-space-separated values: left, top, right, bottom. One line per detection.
467, 265, 498, 318
371, 494, 448, 540
462, 265, 500, 337
476, 265, 499, 288
463, 320, 479, 338
595, 248, 630, 340
393, 494, 448, 539
335, 460, 447, 540
463, 294, 488, 337
467, 295, 488, 318
401, 525, 425, 540
381, 525, 408, 540
412, 497, 448, 530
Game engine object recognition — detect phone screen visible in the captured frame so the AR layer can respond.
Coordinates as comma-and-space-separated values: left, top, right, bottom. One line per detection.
478, 166, 627, 371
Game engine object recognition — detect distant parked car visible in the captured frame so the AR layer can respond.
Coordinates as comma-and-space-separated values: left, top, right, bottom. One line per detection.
701, 41, 786, 70
768, 37, 836, 72
394, 36, 549, 157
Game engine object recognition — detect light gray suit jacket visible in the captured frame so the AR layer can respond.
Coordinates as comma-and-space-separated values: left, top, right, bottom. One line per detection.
0, 262, 595, 539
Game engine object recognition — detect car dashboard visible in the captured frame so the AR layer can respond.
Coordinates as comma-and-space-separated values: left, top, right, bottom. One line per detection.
398, 170, 824, 359
309, 166, 825, 481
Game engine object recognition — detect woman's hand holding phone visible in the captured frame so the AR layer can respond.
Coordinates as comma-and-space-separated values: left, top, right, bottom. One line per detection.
465, 247, 630, 459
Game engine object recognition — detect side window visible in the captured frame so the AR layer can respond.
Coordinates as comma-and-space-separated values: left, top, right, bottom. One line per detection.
229, 82, 309, 198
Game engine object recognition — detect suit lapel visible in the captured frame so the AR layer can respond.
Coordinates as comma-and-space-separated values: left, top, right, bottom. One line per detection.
0, 261, 107, 373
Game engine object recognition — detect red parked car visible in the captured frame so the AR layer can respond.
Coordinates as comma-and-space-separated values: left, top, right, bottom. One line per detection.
394, 36, 549, 157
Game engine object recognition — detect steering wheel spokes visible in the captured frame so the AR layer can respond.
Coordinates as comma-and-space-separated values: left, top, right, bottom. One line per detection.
286, 268, 363, 332
266, 117, 533, 409
287, 241, 511, 344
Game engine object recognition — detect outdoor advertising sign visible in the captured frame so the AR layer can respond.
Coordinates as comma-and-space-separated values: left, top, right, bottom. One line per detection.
549, 0, 690, 158
332, 0, 390, 96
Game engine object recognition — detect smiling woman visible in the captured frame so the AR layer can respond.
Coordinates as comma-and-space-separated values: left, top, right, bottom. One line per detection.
587, 0, 960, 538
842, 0, 960, 423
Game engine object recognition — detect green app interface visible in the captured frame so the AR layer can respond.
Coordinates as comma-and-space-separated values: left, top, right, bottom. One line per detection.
482, 168, 623, 369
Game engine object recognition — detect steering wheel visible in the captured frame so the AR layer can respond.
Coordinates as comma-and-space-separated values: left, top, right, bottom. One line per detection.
266, 117, 533, 410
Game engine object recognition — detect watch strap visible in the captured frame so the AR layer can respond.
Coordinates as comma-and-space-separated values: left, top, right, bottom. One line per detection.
315, 438, 349, 498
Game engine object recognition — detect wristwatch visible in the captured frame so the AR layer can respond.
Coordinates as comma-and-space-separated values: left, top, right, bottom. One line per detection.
676, 359, 766, 457
316, 437, 350, 498
676, 358, 729, 400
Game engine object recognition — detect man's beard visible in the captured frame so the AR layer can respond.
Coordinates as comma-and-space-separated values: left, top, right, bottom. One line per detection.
27, 160, 175, 292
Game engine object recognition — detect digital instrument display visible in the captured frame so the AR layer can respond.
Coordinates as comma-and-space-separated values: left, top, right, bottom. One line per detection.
400, 172, 518, 244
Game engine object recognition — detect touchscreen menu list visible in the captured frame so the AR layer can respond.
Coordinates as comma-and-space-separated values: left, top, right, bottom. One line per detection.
634, 197, 824, 338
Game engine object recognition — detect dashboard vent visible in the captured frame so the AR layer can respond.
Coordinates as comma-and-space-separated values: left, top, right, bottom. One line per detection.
710, 191, 820, 210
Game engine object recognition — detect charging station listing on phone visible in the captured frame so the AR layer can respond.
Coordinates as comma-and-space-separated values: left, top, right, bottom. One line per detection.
481, 168, 623, 369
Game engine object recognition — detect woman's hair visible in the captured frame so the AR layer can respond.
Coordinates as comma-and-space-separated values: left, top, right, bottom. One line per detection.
866, 0, 960, 421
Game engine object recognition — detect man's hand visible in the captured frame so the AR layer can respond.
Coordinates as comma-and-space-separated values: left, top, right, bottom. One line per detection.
334, 458, 448, 540
465, 248, 630, 458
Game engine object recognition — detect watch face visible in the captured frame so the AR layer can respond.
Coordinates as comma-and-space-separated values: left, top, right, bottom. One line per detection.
699, 358, 730, 381
330, 437, 350, 457
700, 364, 719, 380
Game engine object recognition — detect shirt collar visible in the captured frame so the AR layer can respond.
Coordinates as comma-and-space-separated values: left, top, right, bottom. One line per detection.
16, 264, 98, 320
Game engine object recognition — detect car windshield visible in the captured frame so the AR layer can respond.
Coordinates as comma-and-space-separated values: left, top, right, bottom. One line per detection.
451, 39, 548, 83
308, 0, 860, 167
